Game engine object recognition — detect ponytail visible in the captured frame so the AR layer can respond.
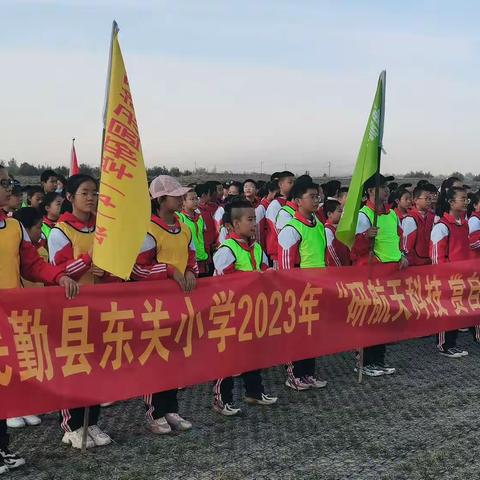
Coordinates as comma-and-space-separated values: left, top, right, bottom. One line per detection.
437, 186, 466, 217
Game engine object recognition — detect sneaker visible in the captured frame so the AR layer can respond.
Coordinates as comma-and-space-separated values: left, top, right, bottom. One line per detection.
302, 375, 328, 388
23, 415, 41, 426
374, 363, 396, 375
0, 464, 8, 475
6, 418, 25, 429
87, 425, 112, 446
459, 328, 469, 332
244, 393, 278, 405
439, 348, 463, 358
0, 448, 25, 470
62, 428, 95, 449
165, 413, 192, 431
354, 364, 384, 377
451, 347, 468, 357
100, 402, 115, 407
285, 377, 311, 391
147, 417, 172, 435
213, 402, 241, 416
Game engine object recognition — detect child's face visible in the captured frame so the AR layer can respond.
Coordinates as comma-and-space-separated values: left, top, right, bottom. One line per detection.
296, 188, 320, 215
475, 201, 480, 213
449, 191, 469, 213
163, 195, 183, 213
46, 196, 64, 220
228, 185, 240, 196
368, 185, 389, 203
216, 184, 223, 198
43, 176, 58, 193
67, 180, 97, 215
279, 176, 295, 196
328, 205, 343, 224
0, 169, 12, 207
183, 191, 199, 211
243, 182, 256, 199
30, 192, 44, 209
338, 193, 348, 206
414, 191, 432, 211
399, 193, 412, 211
223, 187, 228, 198
233, 207, 256, 238
28, 220, 43, 244
8, 193, 22, 211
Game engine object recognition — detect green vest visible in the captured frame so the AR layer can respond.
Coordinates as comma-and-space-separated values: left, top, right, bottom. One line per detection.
177, 212, 208, 262
276, 204, 296, 223
41, 222, 53, 240
286, 217, 326, 268
359, 206, 401, 263
222, 238, 263, 272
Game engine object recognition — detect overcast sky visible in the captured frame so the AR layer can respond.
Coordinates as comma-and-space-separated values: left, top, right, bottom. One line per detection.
1, 0, 479, 176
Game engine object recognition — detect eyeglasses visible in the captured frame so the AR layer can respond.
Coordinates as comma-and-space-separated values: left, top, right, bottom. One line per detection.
0, 179, 15, 189
416, 197, 433, 201
75, 192, 99, 199
301, 194, 320, 200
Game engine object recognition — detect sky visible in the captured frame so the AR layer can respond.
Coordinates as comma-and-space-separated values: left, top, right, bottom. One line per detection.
0, 0, 479, 176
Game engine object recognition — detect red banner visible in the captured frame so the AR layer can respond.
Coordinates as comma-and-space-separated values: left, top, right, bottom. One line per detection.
1, 260, 479, 418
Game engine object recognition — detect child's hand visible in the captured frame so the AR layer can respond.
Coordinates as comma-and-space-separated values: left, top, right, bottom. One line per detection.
59, 275, 80, 300
172, 269, 187, 292
399, 255, 409, 270
184, 270, 197, 293
366, 227, 379, 238
92, 265, 105, 278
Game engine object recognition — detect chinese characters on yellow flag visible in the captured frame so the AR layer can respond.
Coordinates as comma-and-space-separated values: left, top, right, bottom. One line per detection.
93, 21, 150, 280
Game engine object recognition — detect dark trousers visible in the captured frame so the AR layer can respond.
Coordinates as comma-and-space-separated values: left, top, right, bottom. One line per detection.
437, 330, 458, 350
364, 344, 386, 365
470, 326, 480, 342
213, 370, 264, 406
0, 420, 8, 450
287, 358, 316, 380
144, 389, 178, 420
60, 406, 100, 432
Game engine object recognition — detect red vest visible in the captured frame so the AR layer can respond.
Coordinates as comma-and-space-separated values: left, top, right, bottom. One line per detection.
439, 216, 470, 262
405, 209, 435, 263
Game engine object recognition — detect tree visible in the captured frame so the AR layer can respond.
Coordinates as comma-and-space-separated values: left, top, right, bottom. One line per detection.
8, 158, 19, 175
449, 171, 465, 181
169, 167, 181, 177
18, 162, 39, 176
404, 170, 433, 179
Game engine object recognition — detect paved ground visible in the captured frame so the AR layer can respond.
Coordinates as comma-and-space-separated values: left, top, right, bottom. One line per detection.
7, 333, 480, 480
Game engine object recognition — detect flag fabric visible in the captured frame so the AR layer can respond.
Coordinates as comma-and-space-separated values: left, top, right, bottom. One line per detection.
336, 71, 386, 249
70, 139, 79, 176
92, 21, 150, 280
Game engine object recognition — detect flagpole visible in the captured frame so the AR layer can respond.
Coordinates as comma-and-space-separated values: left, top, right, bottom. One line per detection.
358, 70, 386, 385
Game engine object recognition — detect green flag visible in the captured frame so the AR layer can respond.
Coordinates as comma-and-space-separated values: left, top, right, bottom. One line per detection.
336, 70, 386, 249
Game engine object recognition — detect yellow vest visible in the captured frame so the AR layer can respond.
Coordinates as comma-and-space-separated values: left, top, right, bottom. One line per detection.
55, 222, 94, 285
0, 218, 22, 289
149, 220, 192, 274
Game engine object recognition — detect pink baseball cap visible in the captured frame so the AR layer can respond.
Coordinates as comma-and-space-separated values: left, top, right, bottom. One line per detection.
149, 175, 191, 199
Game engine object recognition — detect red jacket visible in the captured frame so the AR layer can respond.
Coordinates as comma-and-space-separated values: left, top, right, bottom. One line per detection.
198, 201, 217, 255
430, 213, 470, 264
325, 222, 351, 267
469, 211, 480, 257
402, 208, 434, 266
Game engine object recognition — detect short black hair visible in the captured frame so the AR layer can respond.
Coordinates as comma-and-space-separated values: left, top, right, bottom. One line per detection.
323, 199, 340, 217
277, 171, 295, 180
40, 169, 58, 183
39, 192, 63, 216
291, 181, 319, 200
204, 181, 218, 196
27, 185, 43, 199
243, 179, 257, 187
223, 199, 253, 225
13, 207, 42, 229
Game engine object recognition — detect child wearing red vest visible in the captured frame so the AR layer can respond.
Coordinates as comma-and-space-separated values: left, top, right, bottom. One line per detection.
324, 199, 351, 267
278, 181, 328, 391
0, 165, 79, 472
430, 187, 472, 357
265, 171, 295, 265
402, 186, 435, 266
468, 192, 480, 256
212, 200, 277, 416
133, 176, 197, 434
392, 188, 412, 222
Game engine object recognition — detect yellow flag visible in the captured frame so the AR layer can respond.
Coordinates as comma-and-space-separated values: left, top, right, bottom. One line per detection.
92, 21, 150, 280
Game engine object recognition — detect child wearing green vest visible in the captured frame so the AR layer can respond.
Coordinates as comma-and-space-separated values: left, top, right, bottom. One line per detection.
278, 181, 328, 391
212, 199, 278, 416
39, 192, 64, 241
351, 173, 408, 377
177, 190, 209, 276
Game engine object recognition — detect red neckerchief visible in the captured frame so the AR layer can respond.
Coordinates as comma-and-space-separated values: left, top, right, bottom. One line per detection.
248, 197, 260, 208
226, 232, 259, 270
324, 220, 337, 232
151, 214, 181, 233
57, 211, 96, 230
181, 209, 200, 223
442, 212, 467, 226
0, 209, 6, 222
394, 207, 408, 220
293, 210, 315, 227
43, 216, 56, 228
286, 200, 298, 211
366, 200, 390, 214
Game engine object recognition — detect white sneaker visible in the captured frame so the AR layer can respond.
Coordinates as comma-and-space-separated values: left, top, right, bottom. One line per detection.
0, 447, 25, 470
213, 402, 241, 416
165, 413, 192, 431
100, 402, 115, 407
87, 425, 112, 446
303, 375, 328, 389
6, 418, 25, 429
285, 377, 311, 391
148, 417, 172, 435
23, 415, 41, 426
244, 393, 278, 405
62, 428, 95, 449
0, 464, 7, 475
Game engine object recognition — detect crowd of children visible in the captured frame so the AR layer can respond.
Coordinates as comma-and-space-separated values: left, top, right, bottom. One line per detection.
1, 164, 479, 474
